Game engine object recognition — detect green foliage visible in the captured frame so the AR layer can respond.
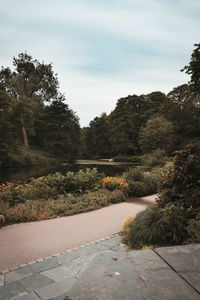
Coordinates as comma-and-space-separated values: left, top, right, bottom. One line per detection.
182, 43, 200, 95
0, 189, 125, 225
122, 168, 160, 197
123, 167, 144, 182
139, 115, 176, 154
162, 84, 200, 147
83, 113, 112, 158
60, 168, 102, 194
141, 149, 169, 168
128, 205, 166, 249
0, 52, 80, 166
154, 142, 200, 245
157, 142, 200, 208
123, 142, 200, 248
186, 219, 200, 243
0, 168, 103, 206
4, 146, 57, 168
35, 99, 80, 160
160, 204, 190, 244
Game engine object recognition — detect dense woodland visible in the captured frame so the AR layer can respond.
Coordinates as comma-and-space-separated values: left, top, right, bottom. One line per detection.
0, 43, 200, 168
82, 43, 200, 158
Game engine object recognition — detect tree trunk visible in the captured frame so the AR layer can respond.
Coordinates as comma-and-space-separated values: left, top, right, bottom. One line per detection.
20, 115, 29, 149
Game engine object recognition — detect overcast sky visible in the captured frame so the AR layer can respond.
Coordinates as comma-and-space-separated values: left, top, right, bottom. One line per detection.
0, 0, 200, 127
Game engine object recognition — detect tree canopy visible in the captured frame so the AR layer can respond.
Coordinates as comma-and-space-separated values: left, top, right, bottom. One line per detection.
0, 53, 80, 166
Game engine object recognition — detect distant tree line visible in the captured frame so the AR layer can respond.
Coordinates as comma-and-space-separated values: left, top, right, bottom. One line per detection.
81, 43, 200, 158
0, 53, 80, 166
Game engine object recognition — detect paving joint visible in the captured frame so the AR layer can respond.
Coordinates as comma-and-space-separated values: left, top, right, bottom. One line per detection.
153, 248, 200, 296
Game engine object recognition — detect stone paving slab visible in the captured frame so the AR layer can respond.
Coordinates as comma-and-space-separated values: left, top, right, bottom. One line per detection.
0, 234, 200, 300
0, 274, 4, 286
5, 265, 33, 284
17, 273, 54, 293
0, 281, 26, 300
31, 257, 59, 273
14, 292, 41, 300
155, 244, 200, 272
155, 243, 200, 294
41, 265, 75, 281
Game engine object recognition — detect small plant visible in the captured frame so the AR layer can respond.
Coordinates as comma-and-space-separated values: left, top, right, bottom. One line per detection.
185, 219, 200, 244
121, 216, 135, 244
129, 205, 166, 249
141, 245, 153, 250
102, 176, 128, 192
123, 167, 144, 182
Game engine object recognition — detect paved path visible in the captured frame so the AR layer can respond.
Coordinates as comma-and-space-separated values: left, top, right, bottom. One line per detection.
0, 195, 156, 272
0, 235, 199, 300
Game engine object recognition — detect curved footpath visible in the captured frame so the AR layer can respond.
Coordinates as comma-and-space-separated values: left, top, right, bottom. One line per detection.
0, 195, 156, 272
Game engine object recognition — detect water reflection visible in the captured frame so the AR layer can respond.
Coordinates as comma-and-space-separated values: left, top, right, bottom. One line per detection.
0, 160, 138, 183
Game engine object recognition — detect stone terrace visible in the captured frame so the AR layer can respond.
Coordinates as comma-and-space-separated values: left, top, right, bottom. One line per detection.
0, 234, 200, 300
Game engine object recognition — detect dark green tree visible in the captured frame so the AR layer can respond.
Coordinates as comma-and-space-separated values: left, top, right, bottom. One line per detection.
160, 84, 200, 147
84, 113, 112, 158
182, 43, 200, 95
138, 115, 176, 154
0, 90, 16, 164
35, 97, 80, 160
109, 95, 148, 155
0, 52, 59, 149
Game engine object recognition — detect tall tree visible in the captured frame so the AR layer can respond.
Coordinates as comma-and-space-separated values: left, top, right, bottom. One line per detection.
35, 97, 80, 160
0, 53, 59, 149
109, 94, 150, 155
84, 113, 112, 158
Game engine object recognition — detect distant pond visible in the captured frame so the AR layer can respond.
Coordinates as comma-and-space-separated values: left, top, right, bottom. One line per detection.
0, 160, 139, 183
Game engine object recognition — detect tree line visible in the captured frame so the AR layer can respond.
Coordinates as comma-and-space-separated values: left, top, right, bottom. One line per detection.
0, 43, 199, 167
81, 43, 200, 158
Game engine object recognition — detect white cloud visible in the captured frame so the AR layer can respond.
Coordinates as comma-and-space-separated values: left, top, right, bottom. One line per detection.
0, 0, 199, 127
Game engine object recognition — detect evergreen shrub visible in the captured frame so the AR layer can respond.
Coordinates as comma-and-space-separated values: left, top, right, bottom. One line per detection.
122, 142, 200, 248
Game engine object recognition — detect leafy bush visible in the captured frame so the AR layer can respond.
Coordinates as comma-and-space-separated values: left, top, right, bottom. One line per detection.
157, 142, 200, 208
0, 186, 26, 207
129, 205, 166, 249
32, 168, 102, 195
160, 204, 190, 244
102, 176, 129, 192
123, 167, 144, 182
140, 149, 169, 168
127, 181, 151, 197
122, 167, 160, 197
0, 168, 103, 206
